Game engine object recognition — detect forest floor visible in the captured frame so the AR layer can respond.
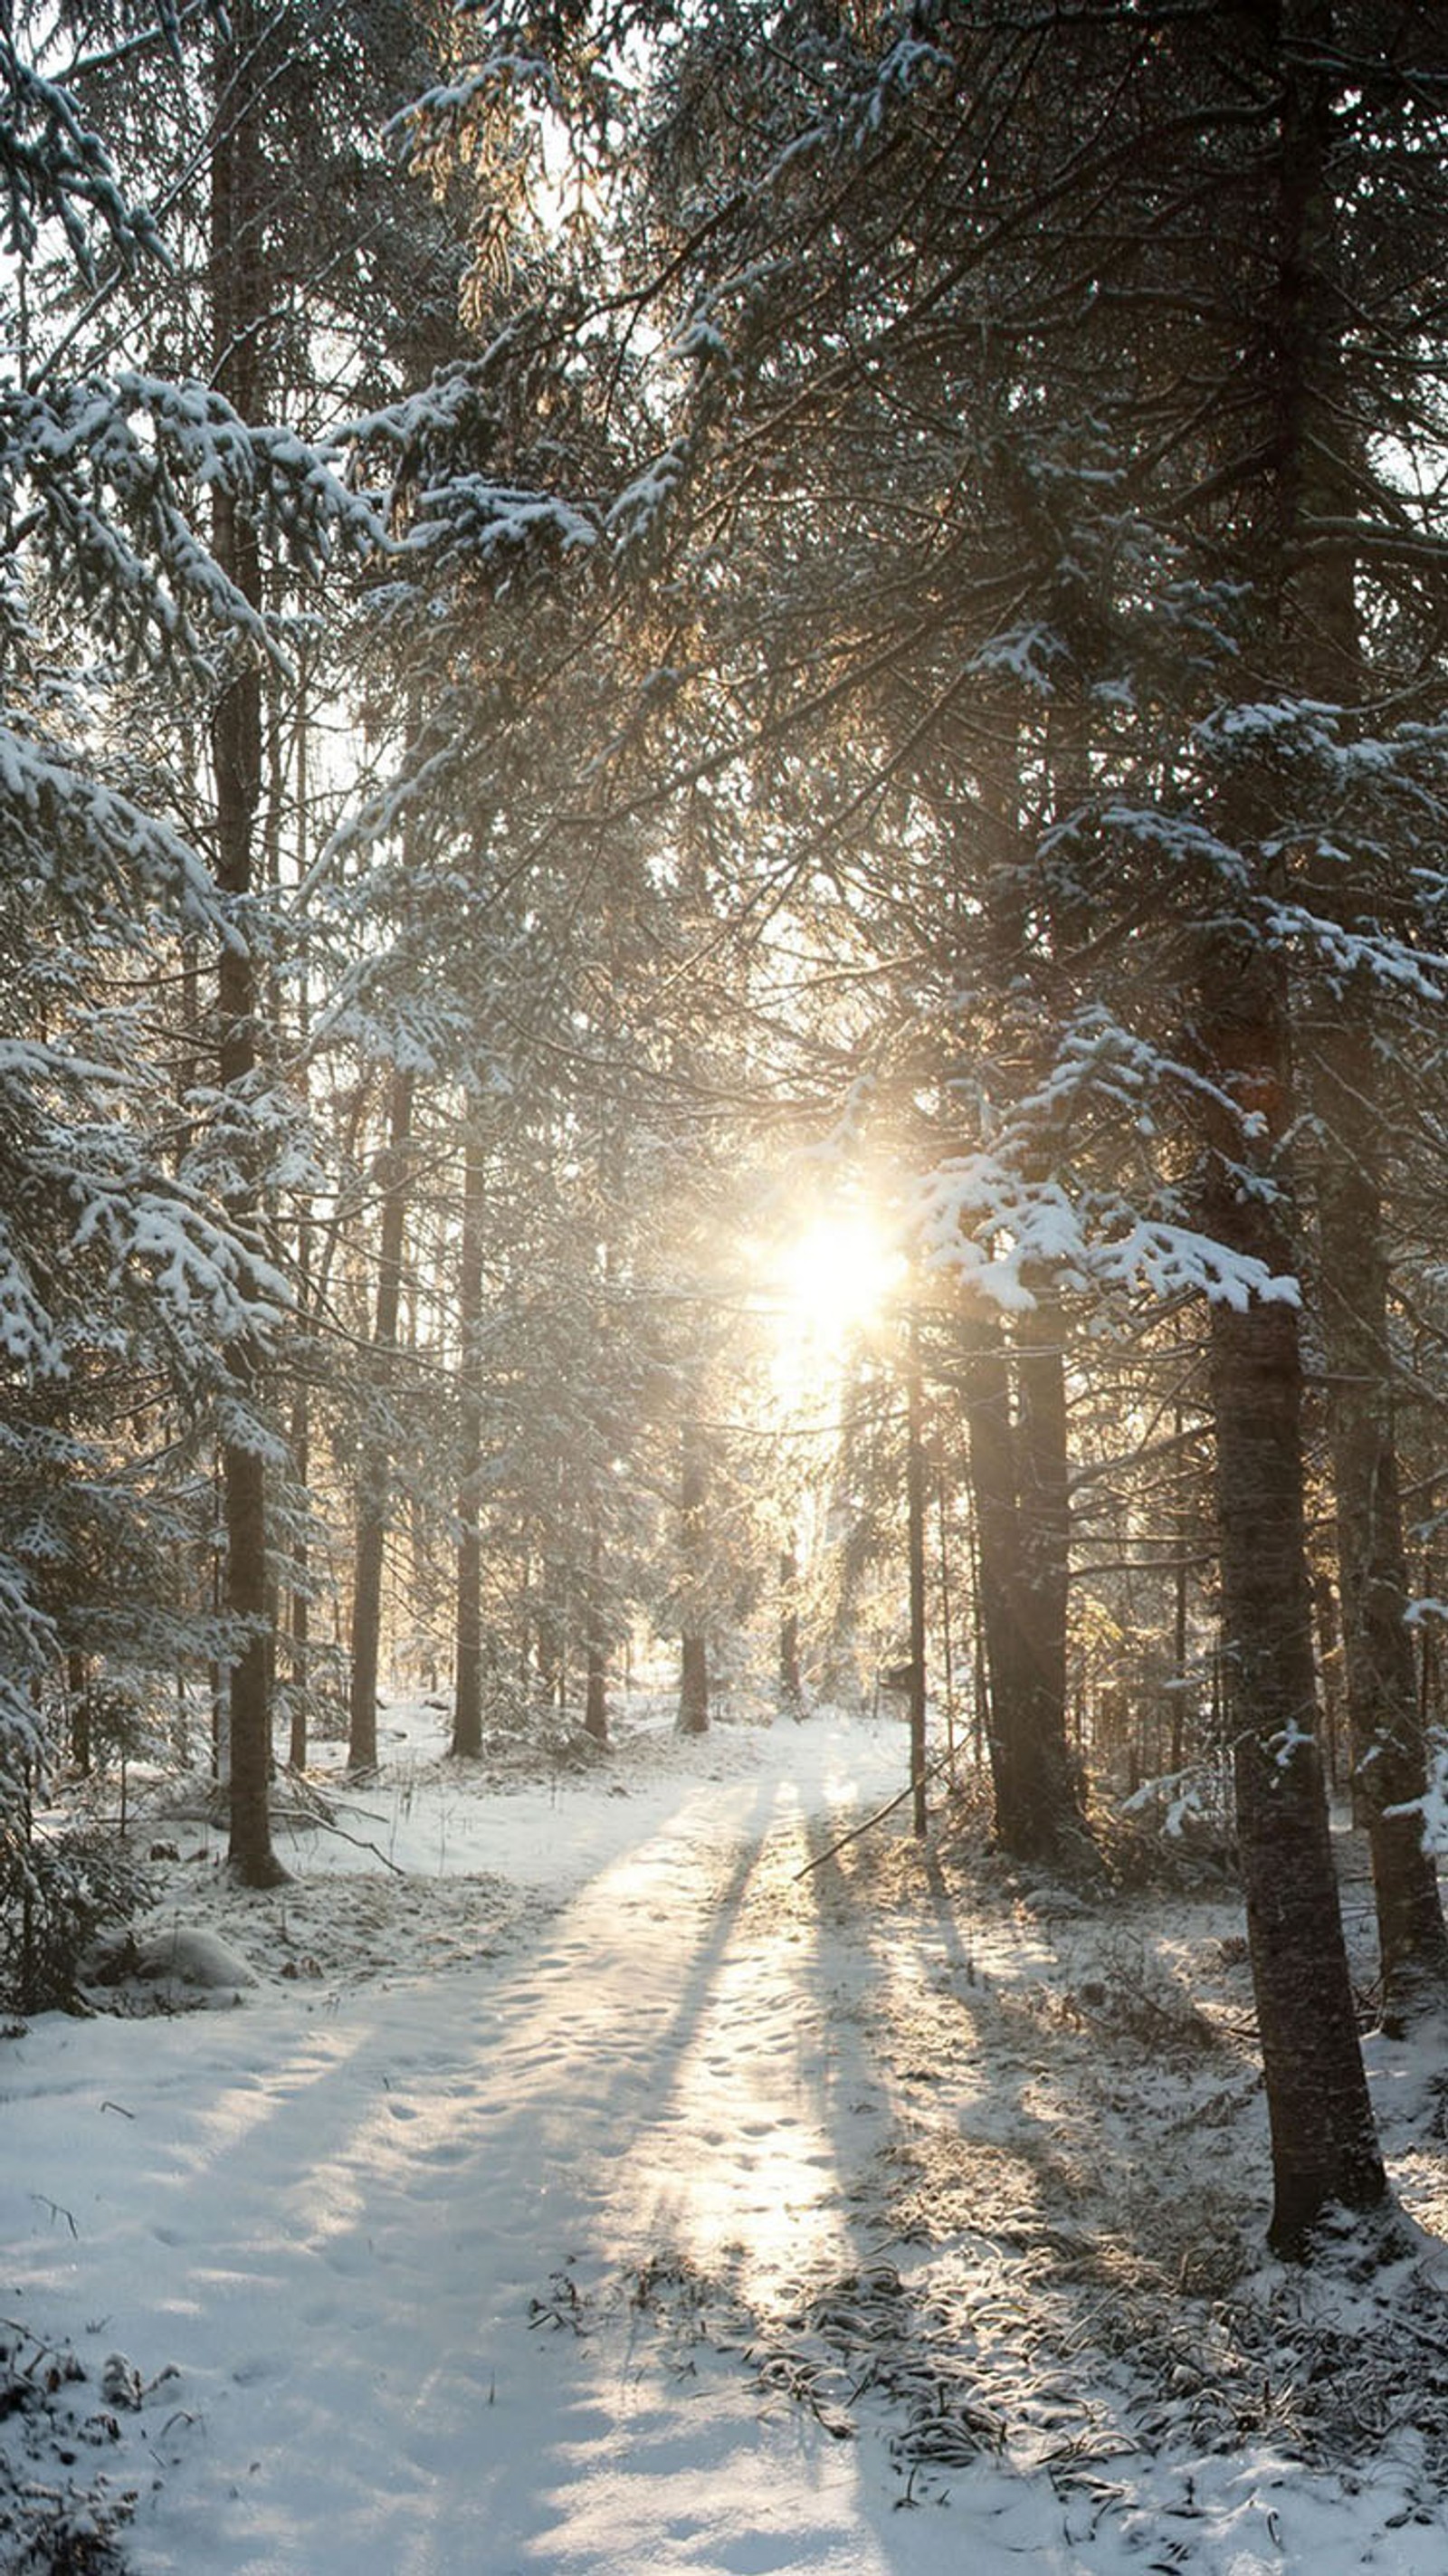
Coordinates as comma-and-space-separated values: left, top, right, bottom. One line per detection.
6, 1697, 1448, 2572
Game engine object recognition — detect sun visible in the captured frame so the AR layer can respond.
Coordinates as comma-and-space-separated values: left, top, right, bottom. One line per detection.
774, 1210, 905, 1351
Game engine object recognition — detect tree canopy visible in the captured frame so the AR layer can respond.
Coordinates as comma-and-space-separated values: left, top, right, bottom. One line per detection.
7, 0, 1448, 2256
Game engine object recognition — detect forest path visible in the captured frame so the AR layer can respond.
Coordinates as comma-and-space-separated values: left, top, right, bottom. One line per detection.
6, 1717, 1067, 2575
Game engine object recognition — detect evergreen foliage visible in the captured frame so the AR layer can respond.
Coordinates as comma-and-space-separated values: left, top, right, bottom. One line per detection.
8, 0, 1448, 2255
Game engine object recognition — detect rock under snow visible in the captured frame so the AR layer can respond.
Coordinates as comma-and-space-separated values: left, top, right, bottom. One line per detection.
87, 1922, 259, 2005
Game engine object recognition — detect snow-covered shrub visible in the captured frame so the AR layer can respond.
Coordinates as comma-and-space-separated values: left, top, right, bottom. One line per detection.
0, 2322, 139, 2572
1110, 1763, 1237, 1888
1065, 1929, 1229, 2060
0, 1821, 155, 2016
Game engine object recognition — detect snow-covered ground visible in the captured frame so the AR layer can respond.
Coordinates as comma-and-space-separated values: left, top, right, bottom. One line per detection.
5, 1700, 1448, 2572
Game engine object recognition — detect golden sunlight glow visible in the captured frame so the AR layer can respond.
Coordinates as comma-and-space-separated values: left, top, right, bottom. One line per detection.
774, 1210, 905, 1351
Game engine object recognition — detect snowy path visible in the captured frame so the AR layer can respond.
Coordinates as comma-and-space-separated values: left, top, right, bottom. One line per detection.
13, 1713, 1448, 2574
5, 1720, 1065, 2574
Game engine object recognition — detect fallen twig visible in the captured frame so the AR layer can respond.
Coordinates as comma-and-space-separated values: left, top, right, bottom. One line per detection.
281, 1806, 405, 1875
792, 1751, 957, 1880
31, 2197, 77, 2239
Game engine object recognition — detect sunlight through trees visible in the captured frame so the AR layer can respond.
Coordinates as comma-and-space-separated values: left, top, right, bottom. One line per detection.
9, 0, 1448, 2303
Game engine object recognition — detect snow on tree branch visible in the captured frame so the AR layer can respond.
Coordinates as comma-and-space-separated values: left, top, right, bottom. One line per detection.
0, 29, 165, 277
1260, 900, 1448, 999
405, 476, 597, 583
5, 377, 377, 671
0, 1216, 67, 1377
914, 1156, 1299, 1315
68, 1174, 292, 1350
0, 728, 227, 940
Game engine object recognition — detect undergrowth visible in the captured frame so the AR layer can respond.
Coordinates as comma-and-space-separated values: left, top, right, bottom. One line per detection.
0, 2325, 143, 2573
0, 1826, 155, 2017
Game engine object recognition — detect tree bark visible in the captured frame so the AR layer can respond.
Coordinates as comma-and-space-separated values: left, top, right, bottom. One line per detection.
286, 673, 313, 1775
1201, 927, 1385, 2251
1273, 8, 1448, 2018
584, 1518, 609, 1745
1317, 1006, 1448, 2024
962, 1315, 1026, 1837
452, 1124, 486, 1759
348, 1066, 414, 1775
1184, 0, 1393, 2249
451, 1133, 484, 1772
68, 1651, 90, 1777
961, 1306, 1087, 1863
212, 0, 281, 1885
677, 1416, 710, 1734
778, 1545, 805, 1717
287, 1380, 310, 1772
905, 1322, 929, 1837
1015, 1293, 1087, 1852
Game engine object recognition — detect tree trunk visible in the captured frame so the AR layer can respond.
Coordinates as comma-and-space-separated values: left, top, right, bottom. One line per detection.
905, 1322, 928, 1837
1200, 928, 1385, 2252
677, 1417, 710, 1734
1184, 0, 1396, 2248
962, 1314, 1026, 1837
212, 0, 281, 1885
778, 1545, 805, 1717
962, 1305, 1086, 1863
1015, 1293, 1089, 1855
936, 1443, 958, 1778
679, 1634, 709, 1734
68, 1651, 90, 1776
452, 1124, 486, 1759
348, 1066, 414, 1774
1263, 0, 1448, 2023
286, 1388, 310, 1772
584, 1518, 609, 1745
1312, 1570, 1344, 1798
1420, 1550, 1444, 1741
1317, 1005, 1448, 2025
537, 1570, 567, 1713
286, 678, 313, 1776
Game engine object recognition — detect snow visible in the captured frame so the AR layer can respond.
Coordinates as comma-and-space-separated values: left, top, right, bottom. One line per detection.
6, 1702, 1448, 2571
86, 1924, 260, 2007
912, 1152, 1300, 1314
606, 446, 691, 551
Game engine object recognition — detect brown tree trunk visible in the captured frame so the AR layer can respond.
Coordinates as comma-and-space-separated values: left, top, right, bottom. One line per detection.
1419, 1550, 1444, 1741
286, 681, 313, 1775
1201, 930, 1385, 2252
287, 1382, 310, 1773
584, 1519, 609, 1745
452, 1125, 486, 1759
677, 1417, 710, 1734
678, 1635, 709, 1734
962, 1306, 1086, 1863
1317, 1006, 1448, 2025
286, 992, 312, 1774
962, 1314, 1026, 1836
348, 1067, 414, 1774
1313, 1570, 1344, 1799
1277, 58, 1446, 2019
936, 1443, 958, 1778
212, 0, 281, 1885
1015, 1293, 1088, 1853
68, 1651, 90, 1776
778, 1545, 805, 1717
1185, 0, 1393, 2248
905, 1322, 929, 1837
1271, 0, 1448, 2022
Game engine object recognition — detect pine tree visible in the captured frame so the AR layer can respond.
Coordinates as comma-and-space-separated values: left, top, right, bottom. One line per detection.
425, 0, 1448, 2246
0, 4, 372, 1867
